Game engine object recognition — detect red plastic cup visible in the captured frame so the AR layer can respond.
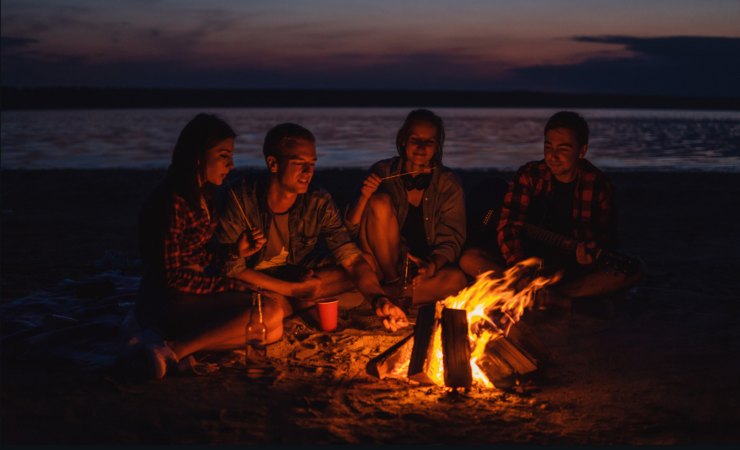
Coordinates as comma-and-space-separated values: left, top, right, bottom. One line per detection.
316, 298, 339, 332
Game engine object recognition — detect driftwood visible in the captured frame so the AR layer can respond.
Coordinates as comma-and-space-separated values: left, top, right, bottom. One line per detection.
441, 308, 472, 389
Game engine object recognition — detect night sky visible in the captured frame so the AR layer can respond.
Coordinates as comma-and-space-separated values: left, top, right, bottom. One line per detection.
2, 0, 739, 96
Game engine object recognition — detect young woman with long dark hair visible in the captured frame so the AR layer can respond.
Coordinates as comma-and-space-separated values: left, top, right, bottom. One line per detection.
136, 113, 283, 379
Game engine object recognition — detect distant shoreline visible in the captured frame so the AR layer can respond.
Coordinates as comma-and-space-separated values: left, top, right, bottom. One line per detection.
2, 87, 739, 111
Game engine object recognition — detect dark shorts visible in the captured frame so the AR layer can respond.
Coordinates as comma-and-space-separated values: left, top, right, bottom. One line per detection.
156, 290, 251, 339
136, 274, 251, 340
259, 250, 337, 282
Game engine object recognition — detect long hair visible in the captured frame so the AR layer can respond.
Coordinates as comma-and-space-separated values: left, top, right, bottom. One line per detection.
395, 109, 445, 166
165, 113, 236, 211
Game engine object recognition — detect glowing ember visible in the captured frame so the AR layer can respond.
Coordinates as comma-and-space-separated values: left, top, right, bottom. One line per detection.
427, 257, 561, 387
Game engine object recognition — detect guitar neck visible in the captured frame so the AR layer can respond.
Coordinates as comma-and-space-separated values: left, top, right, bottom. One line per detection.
520, 222, 639, 276
522, 223, 577, 253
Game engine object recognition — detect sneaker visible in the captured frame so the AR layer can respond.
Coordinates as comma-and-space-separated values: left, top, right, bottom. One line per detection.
146, 342, 179, 379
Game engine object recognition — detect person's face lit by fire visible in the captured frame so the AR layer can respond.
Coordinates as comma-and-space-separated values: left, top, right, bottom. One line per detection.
403, 122, 438, 170
267, 139, 317, 194
544, 127, 587, 183
202, 137, 235, 186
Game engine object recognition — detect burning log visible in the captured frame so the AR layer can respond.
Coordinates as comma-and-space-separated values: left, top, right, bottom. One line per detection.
476, 341, 515, 387
441, 308, 472, 389
506, 320, 550, 365
487, 337, 536, 374
366, 332, 414, 379
475, 329, 540, 388
407, 303, 438, 384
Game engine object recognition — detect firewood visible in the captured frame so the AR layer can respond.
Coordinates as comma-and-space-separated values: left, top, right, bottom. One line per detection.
366, 332, 414, 379
505, 320, 550, 364
441, 307, 472, 389
476, 341, 515, 388
486, 337, 537, 375
407, 303, 438, 384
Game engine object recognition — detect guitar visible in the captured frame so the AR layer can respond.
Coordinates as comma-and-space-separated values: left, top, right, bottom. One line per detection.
482, 209, 641, 276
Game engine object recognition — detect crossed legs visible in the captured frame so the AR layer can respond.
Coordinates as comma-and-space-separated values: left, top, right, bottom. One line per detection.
159, 292, 284, 361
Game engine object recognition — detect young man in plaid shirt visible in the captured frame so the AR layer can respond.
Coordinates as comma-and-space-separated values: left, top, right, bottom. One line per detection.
460, 111, 642, 305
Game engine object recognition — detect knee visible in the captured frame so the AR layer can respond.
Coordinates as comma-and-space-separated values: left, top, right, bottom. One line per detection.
367, 192, 394, 219
459, 248, 500, 278
459, 248, 484, 276
261, 301, 284, 343
266, 324, 283, 344
443, 267, 469, 292
261, 300, 284, 325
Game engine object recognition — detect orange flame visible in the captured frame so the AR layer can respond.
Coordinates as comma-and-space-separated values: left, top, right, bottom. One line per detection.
427, 257, 561, 387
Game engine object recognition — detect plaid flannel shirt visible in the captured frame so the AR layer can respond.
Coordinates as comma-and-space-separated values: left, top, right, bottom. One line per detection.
164, 193, 238, 294
497, 159, 617, 266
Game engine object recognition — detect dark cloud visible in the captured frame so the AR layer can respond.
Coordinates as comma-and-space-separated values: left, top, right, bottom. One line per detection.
501, 36, 740, 97
0, 44, 497, 90
2, 33, 739, 97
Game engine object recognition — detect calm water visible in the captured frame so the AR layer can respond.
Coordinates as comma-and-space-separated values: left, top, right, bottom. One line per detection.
1, 108, 739, 171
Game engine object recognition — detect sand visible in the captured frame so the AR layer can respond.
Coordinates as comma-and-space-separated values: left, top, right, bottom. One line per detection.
1, 168, 740, 444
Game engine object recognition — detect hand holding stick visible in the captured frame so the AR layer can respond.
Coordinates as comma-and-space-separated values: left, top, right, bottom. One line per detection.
230, 188, 265, 257
229, 188, 255, 231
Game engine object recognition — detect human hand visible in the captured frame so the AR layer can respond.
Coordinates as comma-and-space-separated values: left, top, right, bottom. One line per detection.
576, 242, 595, 265
374, 296, 410, 332
238, 227, 266, 258
233, 280, 252, 293
407, 253, 436, 284
360, 173, 382, 199
292, 269, 321, 299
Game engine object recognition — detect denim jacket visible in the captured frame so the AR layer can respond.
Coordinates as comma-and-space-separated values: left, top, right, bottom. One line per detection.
354, 157, 466, 265
215, 175, 362, 276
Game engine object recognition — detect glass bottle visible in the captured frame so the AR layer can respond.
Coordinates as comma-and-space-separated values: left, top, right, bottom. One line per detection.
245, 290, 267, 376
398, 254, 414, 313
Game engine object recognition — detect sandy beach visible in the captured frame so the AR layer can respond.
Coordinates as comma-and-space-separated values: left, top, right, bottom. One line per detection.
1, 168, 740, 444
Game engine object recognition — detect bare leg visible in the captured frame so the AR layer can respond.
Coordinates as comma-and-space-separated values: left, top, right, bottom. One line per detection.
459, 247, 504, 278
360, 192, 401, 282
310, 265, 356, 299
168, 298, 283, 360
288, 266, 356, 325
412, 266, 469, 305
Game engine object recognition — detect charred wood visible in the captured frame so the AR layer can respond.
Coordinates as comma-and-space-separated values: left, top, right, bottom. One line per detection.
408, 303, 438, 384
366, 332, 414, 379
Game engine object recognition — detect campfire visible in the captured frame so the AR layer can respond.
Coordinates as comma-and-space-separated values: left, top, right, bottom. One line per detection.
368, 257, 561, 389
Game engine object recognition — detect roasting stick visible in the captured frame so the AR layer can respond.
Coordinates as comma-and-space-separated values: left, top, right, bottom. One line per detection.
380, 166, 434, 181
229, 188, 256, 230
